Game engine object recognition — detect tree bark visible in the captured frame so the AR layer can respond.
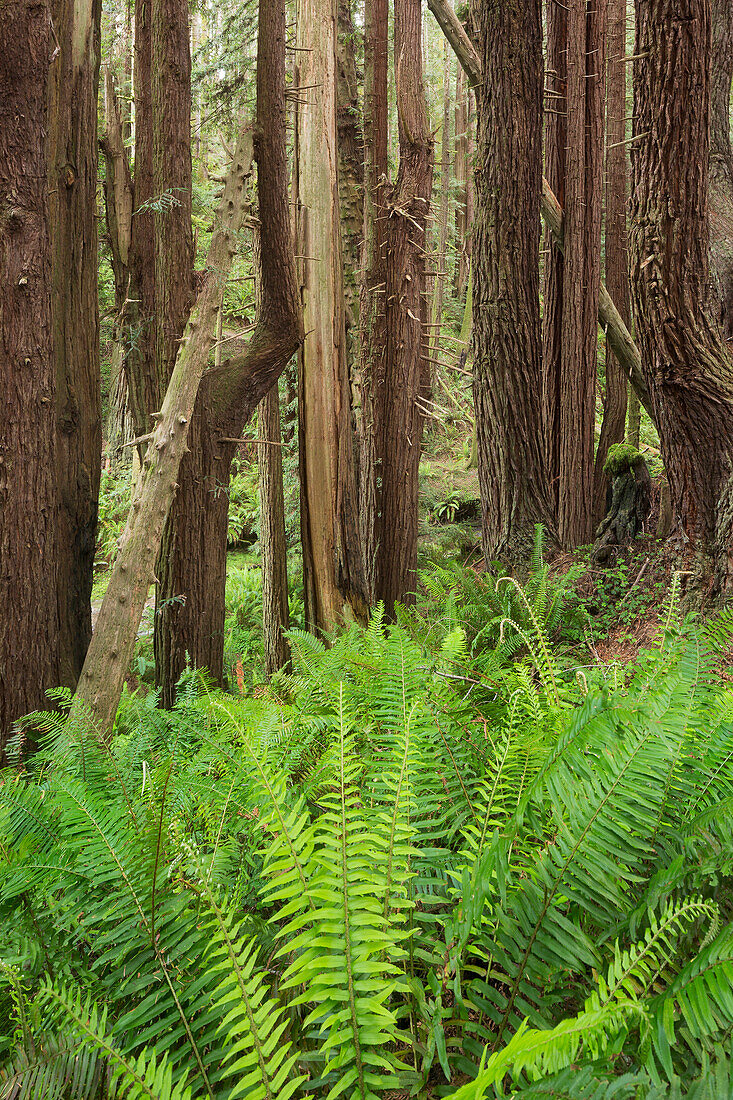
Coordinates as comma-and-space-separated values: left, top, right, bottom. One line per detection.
542, 0, 567, 510
630, 0, 733, 583
358, 0, 389, 601
101, 69, 135, 461
375, 0, 434, 616
454, 64, 470, 294
429, 0, 650, 415
337, 0, 364, 354
431, 43, 452, 370
73, 0, 301, 733
593, 0, 630, 522
124, 0, 157, 444
0, 0, 59, 753
471, 0, 555, 561
709, 0, 733, 340
258, 383, 290, 675
47, 0, 102, 689
151, 0, 198, 705
296, 0, 367, 632
558, 0, 606, 549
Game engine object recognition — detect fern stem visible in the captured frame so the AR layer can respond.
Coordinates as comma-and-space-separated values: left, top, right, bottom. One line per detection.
338, 686, 368, 1100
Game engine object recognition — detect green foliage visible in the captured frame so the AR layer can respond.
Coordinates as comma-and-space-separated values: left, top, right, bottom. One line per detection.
603, 443, 644, 477
2, 595, 733, 1099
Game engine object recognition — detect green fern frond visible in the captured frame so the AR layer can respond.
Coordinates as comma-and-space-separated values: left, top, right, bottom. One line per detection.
42, 985, 193, 1100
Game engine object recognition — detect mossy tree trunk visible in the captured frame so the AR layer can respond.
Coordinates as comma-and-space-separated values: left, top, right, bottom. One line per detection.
0, 0, 60, 753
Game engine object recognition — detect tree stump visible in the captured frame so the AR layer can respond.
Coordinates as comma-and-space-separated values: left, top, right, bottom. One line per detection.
592, 444, 652, 563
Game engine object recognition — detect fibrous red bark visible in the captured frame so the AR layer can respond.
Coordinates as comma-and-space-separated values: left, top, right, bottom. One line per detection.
0, 0, 59, 752
470, 0, 555, 560
630, 0, 733, 584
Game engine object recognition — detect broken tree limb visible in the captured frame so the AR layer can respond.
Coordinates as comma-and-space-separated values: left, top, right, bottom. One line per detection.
426, 0, 653, 419
70, 125, 254, 735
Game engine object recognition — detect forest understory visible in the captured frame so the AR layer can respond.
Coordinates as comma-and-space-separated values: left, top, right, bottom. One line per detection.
2, 0, 733, 1095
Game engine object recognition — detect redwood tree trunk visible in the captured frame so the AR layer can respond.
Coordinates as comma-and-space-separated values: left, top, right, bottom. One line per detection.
593, 0, 630, 522
258, 383, 290, 675
0, 0, 59, 752
124, 0, 157, 443
337, 0, 365, 353
558, 0, 606, 548
709, 0, 733, 340
376, 0, 434, 617
454, 64, 470, 295
542, 0, 567, 510
296, 0, 367, 632
358, 0, 389, 600
630, 0, 733, 582
48, 0, 102, 688
471, 0, 555, 561
73, 0, 301, 734
151, 0, 198, 704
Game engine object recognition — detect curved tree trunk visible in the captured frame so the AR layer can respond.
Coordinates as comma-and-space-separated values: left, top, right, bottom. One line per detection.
48, 0, 102, 689
630, 0, 733, 584
258, 382, 290, 675
0, 0, 59, 753
471, 0, 555, 561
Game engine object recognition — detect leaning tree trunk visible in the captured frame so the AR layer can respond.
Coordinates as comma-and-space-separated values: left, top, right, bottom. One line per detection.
258, 382, 291, 675
630, 0, 733, 584
359, 0, 390, 601
47, 0, 102, 689
0, 0, 59, 754
471, 0, 555, 561
558, 0, 606, 549
72, 0, 301, 735
709, 0, 733, 340
375, 0, 434, 618
296, 0, 367, 633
